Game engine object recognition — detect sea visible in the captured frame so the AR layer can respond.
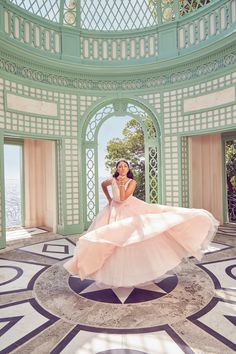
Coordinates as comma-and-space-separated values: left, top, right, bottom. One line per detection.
5, 176, 109, 228
4, 177, 110, 227
4, 179, 21, 228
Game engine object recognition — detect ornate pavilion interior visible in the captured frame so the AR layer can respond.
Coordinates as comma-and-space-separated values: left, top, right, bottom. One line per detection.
0, 0, 236, 353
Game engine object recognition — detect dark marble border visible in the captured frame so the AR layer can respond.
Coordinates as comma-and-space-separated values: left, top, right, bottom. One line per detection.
65, 237, 77, 246
0, 257, 49, 295
42, 243, 69, 255
204, 242, 234, 255
0, 298, 59, 353
197, 257, 236, 290
225, 264, 236, 280
17, 238, 75, 260
0, 265, 23, 286
188, 297, 236, 351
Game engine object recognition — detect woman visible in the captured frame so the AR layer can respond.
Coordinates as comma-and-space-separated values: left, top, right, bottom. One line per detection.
64, 159, 219, 287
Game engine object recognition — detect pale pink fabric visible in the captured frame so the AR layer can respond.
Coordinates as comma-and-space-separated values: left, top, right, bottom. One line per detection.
64, 178, 219, 287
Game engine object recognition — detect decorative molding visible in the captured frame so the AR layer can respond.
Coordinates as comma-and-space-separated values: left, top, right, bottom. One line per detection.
0, 45, 235, 91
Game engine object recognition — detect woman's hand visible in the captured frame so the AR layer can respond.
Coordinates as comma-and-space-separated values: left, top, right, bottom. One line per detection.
119, 179, 137, 201
117, 175, 126, 185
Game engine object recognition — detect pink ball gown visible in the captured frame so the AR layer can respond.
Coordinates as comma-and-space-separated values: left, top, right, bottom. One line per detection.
64, 178, 219, 287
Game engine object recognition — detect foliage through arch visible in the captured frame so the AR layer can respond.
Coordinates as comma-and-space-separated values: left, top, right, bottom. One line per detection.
225, 139, 236, 222
105, 118, 145, 200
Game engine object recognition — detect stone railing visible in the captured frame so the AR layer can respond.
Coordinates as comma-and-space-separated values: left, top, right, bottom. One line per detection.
1, 4, 61, 56
178, 0, 236, 51
0, 0, 235, 64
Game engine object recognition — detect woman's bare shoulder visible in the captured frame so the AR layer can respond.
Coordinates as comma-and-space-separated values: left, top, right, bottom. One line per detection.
128, 179, 137, 187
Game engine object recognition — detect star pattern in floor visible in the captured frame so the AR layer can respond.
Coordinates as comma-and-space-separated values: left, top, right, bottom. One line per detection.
68, 274, 177, 304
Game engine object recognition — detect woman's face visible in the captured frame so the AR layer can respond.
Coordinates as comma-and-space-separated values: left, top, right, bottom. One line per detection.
117, 161, 129, 176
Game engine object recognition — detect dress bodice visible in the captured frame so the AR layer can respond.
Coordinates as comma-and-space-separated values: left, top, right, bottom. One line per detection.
112, 177, 131, 202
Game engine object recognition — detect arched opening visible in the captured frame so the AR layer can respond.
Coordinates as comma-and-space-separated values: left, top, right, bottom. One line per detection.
82, 99, 161, 228
98, 115, 145, 210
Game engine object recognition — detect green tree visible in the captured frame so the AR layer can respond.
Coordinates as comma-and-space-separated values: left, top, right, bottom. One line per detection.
105, 118, 145, 200
225, 140, 236, 222
226, 140, 236, 192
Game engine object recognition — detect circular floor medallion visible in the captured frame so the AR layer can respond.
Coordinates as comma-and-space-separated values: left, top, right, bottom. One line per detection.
34, 260, 215, 332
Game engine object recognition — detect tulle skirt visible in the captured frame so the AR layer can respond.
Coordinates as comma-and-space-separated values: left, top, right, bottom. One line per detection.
64, 197, 219, 287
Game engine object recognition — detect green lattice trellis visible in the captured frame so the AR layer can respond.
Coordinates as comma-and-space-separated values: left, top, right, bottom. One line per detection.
9, 0, 60, 22
80, 0, 157, 30
179, 0, 211, 16
82, 99, 161, 227
8, 0, 216, 26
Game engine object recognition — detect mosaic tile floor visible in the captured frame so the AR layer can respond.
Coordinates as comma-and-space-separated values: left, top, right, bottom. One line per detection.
0, 226, 235, 354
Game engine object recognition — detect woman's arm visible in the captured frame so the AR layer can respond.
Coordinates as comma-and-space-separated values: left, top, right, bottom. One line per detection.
118, 179, 137, 201
101, 178, 113, 204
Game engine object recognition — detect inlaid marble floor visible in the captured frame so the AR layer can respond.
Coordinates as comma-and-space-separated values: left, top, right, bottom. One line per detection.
0, 226, 235, 354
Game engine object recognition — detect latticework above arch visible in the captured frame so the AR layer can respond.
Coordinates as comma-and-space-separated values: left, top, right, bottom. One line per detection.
8, 0, 215, 29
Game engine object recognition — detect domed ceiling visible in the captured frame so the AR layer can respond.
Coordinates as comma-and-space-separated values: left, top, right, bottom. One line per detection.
9, 0, 212, 30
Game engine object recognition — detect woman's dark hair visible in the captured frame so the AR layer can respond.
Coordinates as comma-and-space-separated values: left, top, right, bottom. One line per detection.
113, 159, 134, 179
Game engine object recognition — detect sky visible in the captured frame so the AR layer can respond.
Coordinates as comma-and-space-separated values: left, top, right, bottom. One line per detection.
4, 145, 21, 181
97, 115, 131, 178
